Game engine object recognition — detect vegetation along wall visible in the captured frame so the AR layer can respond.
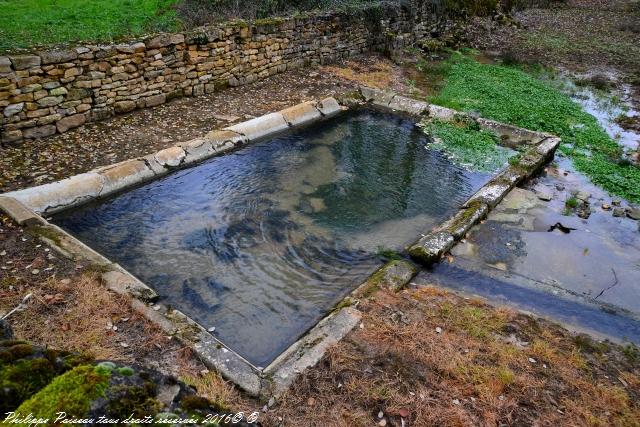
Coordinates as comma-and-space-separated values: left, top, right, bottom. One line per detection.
0, 2, 465, 144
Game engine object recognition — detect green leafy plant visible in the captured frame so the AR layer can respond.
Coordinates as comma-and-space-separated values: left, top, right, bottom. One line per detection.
428, 53, 640, 203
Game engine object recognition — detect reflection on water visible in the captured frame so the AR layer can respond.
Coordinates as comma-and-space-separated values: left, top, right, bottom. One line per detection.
53, 109, 489, 366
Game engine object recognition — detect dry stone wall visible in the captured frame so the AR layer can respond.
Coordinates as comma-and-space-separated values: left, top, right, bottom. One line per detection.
0, 5, 450, 144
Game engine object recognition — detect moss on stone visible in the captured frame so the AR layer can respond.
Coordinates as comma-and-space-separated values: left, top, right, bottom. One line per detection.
180, 395, 213, 411
253, 17, 286, 26
105, 381, 162, 418
26, 224, 62, 246
15, 365, 111, 419
0, 358, 57, 413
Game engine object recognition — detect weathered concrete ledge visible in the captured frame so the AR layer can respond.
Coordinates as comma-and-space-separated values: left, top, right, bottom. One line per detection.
1, 97, 344, 215
263, 307, 362, 398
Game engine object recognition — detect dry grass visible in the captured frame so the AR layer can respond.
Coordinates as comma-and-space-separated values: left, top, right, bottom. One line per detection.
265, 286, 640, 426
322, 58, 397, 89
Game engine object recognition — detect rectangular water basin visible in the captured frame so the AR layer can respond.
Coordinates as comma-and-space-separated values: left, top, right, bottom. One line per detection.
52, 109, 491, 367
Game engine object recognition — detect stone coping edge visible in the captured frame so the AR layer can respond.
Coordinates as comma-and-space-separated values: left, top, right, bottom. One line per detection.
349, 86, 561, 266
1, 97, 345, 216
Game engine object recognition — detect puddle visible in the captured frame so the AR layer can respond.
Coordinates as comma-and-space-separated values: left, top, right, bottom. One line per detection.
542, 71, 639, 153
52, 109, 490, 367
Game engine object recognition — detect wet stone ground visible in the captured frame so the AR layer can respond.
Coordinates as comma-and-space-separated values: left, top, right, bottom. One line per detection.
417, 157, 640, 342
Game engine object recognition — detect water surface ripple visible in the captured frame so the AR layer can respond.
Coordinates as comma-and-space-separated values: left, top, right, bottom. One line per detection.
54, 110, 489, 366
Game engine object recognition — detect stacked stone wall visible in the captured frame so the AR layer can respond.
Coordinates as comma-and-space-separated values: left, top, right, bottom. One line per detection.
0, 4, 449, 144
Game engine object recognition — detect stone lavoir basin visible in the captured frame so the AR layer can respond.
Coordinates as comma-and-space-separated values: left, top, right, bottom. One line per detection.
51, 108, 490, 367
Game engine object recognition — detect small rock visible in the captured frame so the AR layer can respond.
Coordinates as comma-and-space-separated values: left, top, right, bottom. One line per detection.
612, 199, 621, 206
576, 191, 591, 202
378, 420, 387, 427
0, 250, 6, 256
452, 399, 460, 405
378, 411, 384, 419
435, 327, 443, 334
626, 208, 640, 221
399, 408, 409, 418
31, 269, 40, 275
307, 397, 316, 406
613, 207, 626, 217
120, 342, 129, 348
528, 357, 536, 363
0, 319, 14, 340
207, 326, 216, 332
555, 184, 565, 191
601, 204, 611, 211
60, 278, 71, 285
534, 184, 553, 201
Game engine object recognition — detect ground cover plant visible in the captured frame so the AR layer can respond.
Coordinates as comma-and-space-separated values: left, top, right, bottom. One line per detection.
0, 0, 179, 51
428, 53, 640, 203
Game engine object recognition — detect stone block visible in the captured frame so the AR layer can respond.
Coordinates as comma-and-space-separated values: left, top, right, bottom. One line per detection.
0, 57, 11, 73
97, 159, 156, 196
114, 100, 136, 113
49, 86, 68, 96
316, 97, 342, 117
408, 231, 456, 266
463, 181, 513, 209
280, 101, 322, 127
10, 55, 41, 70
536, 137, 562, 157
224, 112, 289, 142
359, 86, 394, 107
388, 95, 429, 116
66, 88, 91, 101
56, 113, 86, 133
102, 270, 159, 303
23, 124, 57, 139
0, 196, 45, 226
439, 202, 489, 239
177, 137, 216, 163
145, 94, 166, 107
427, 104, 457, 120
37, 96, 63, 107
362, 259, 419, 293
3, 102, 23, 117
5, 172, 104, 214
154, 145, 186, 168
39, 49, 78, 64
1, 129, 22, 143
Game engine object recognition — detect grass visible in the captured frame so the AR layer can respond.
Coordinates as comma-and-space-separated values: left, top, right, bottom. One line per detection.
0, 0, 179, 51
268, 285, 640, 426
422, 117, 515, 172
428, 53, 640, 203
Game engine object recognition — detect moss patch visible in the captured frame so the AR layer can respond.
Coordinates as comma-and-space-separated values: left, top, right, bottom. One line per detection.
16, 365, 111, 419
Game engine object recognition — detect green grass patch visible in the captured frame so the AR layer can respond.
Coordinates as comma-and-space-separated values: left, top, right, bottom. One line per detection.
0, 0, 180, 51
422, 118, 514, 172
428, 54, 640, 203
